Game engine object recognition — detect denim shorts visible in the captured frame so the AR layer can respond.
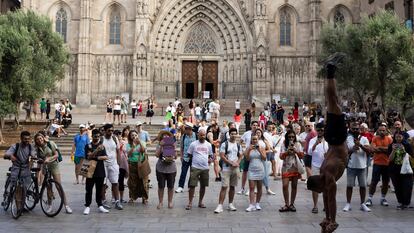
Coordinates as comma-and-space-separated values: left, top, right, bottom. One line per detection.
346, 168, 367, 187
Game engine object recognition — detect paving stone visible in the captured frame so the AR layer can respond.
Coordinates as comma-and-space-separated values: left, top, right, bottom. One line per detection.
0, 157, 412, 233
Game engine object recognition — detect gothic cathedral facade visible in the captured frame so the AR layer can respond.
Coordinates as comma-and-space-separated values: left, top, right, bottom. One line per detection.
22, 0, 360, 106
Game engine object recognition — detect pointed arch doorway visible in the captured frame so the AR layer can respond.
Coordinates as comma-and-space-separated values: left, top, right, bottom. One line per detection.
181, 22, 218, 99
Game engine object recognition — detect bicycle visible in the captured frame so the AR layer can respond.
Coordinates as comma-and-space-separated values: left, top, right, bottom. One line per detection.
25, 158, 64, 217
2, 165, 27, 219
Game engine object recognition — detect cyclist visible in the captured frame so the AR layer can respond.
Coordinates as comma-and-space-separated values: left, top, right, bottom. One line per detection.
3, 131, 35, 210
33, 132, 72, 214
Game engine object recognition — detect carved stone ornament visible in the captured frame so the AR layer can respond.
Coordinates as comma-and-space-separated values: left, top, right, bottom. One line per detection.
184, 22, 217, 54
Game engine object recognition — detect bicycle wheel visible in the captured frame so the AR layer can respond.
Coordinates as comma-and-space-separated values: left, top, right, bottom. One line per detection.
25, 179, 38, 211
2, 177, 11, 211
10, 184, 24, 219
40, 180, 64, 217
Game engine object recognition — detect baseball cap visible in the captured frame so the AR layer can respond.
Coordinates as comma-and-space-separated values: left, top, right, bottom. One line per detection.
79, 124, 86, 129
136, 121, 143, 126
185, 122, 194, 128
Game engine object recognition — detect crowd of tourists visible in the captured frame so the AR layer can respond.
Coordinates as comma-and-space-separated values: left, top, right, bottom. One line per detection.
3, 96, 414, 216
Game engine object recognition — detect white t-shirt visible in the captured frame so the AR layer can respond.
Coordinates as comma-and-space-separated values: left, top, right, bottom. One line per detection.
166, 106, 176, 115
49, 123, 60, 134
54, 103, 61, 111
195, 106, 202, 115
298, 132, 308, 144
346, 135, 370, 169
113, 99, 121, 111
131, 102, 137, 108
241, 131, 253, 148
102, 137, 119, 166
198, 125, 208, 133
220, 141, 241, 172
235, 101, 240, 110
174, 100, 181, 109
208, 102, 215, 113
308, 137, 329, 168
187, 140, 213, 170
264, 132, 284, 156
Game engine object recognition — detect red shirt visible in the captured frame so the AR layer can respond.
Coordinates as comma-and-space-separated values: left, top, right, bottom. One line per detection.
293, 109, 299, 121
361, 132, 374, 143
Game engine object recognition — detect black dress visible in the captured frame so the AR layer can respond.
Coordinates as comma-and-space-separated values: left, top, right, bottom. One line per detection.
146, 102, 154, 117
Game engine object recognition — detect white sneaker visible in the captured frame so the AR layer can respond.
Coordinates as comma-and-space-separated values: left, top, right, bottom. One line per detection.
360, 203, 371, 212
255, 203, 262, 211
46, 205, 53, 213
246, 204, 256, 212
228, 203, 237, 211
98, 206, 109, 213
65, 205, 72, 214
175, 187, 184, 193
267, 189, 276, 195
244, 190, 250, 196
83, 207, 90, 215
343, 203, 351, 212
214, 204, 223, 213
237, 189, 245, 195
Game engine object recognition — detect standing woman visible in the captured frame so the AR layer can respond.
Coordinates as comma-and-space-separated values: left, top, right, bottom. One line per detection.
155, 130, 177, 209
117, 128, 130, 203
388, 131, 414, 209
244, 109, 252, 131
126, 130, 147, 204
233, 109, 242, 134
46, 99, 51, 120
188, 99, 195, 123
137, 100, 143, 117
255, 128, 275, 195
105, 98, 113, 123
244, 135, 266, 212
34, 133, 72, 214
279, 130, 304, 212
146, 97, 155, 125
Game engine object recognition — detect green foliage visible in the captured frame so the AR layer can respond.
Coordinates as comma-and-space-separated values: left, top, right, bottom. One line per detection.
0, 10, 69, 117
319, 10, 414, 115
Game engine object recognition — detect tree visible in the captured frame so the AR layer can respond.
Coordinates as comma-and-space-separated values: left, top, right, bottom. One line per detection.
0, 10, 69, 143
319, 10, 414, 123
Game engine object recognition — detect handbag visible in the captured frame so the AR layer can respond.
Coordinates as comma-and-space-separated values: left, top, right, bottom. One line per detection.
295, 155, 305, 175
400, 153, 413, 175
80, 159, 97, 178
137, 154, 151, 178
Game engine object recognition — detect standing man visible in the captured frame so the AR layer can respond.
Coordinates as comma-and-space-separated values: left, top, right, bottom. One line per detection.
71, 124, 89, 185
176, 122, 197, 193
237, 121, 259, 196
131, 99, 138, 119
214, 128, 242, 213
365, 124, 393, 207
113, 95, 122, 125
235, 99, 241, 111
135, 121, 151, 145
308, 123, 329, 214
185, 129, 213, 210
343, 121, 371, 212
40, 98, 47, 120
101, 124, 123, 210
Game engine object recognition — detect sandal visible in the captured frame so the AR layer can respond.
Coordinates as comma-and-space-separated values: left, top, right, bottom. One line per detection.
312, 207, 318, 214
185, 204, 192, 210
289, 204, 297, 212
279, 205, 290, 212
198, 204, 206, 208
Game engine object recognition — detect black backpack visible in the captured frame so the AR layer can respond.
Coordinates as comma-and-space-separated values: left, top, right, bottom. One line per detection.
219, 141, 241, 169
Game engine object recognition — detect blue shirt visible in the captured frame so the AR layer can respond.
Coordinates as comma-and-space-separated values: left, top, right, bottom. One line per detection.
181, 133, 197, 162
138, 130, 150, 143
74, 134, 89, 157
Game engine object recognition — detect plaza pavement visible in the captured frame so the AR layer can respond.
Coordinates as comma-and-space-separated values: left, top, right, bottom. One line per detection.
0, 158, 413, 233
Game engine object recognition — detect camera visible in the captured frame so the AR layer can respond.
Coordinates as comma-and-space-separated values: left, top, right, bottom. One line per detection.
255, 145, 259, 149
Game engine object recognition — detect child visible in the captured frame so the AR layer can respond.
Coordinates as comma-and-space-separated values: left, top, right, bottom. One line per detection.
258, 112, 266, 130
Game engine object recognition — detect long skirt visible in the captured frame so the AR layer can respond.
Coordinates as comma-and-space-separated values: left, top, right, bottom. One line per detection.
128, 162, 149, 200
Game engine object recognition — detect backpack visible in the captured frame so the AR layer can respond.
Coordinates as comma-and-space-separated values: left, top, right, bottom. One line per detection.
219, 141, 241, 169
47, 141, 63, 162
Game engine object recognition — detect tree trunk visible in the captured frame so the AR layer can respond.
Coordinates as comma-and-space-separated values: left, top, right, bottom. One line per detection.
0, 117, 4, 144
14, 102, 20, 129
